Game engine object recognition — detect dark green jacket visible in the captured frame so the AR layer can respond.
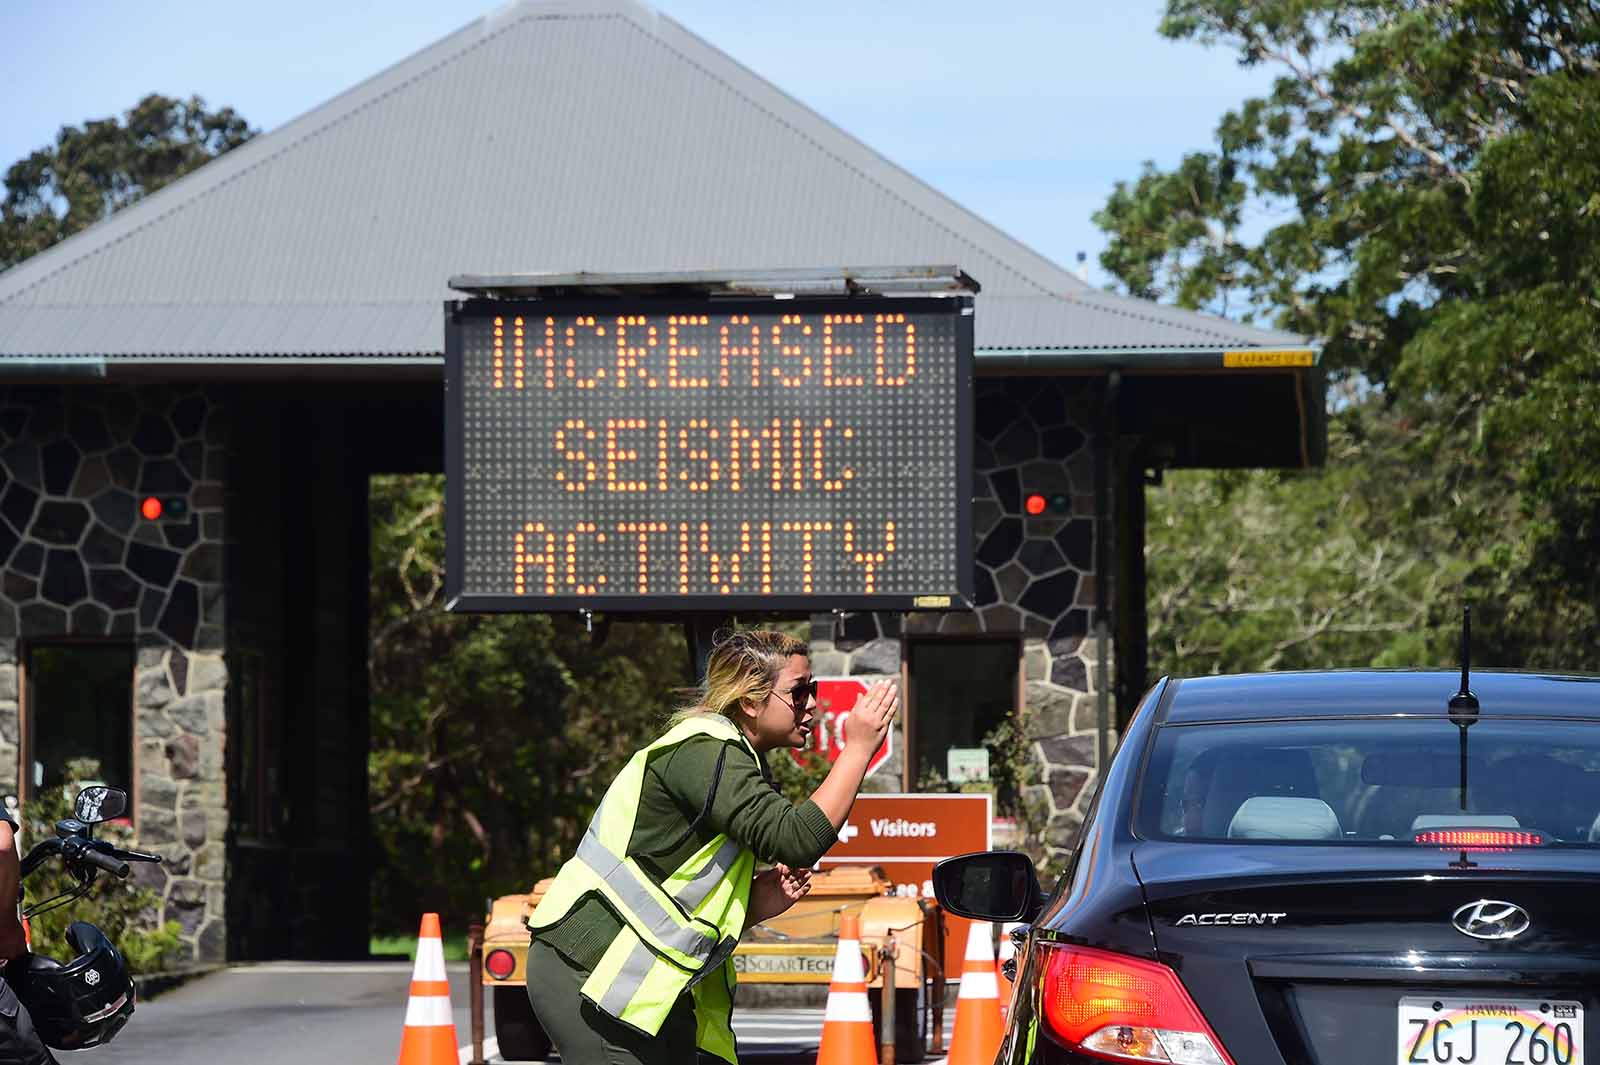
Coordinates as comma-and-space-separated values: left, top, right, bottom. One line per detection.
538, 726, 837, 970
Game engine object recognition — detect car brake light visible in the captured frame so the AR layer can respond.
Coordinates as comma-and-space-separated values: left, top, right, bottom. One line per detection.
484, 948, 517, 980
1413, 829, 1545, 850
1038, 941, 1235, 1065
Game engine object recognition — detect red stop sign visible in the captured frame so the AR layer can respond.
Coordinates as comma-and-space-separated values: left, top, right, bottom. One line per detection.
787, 677, 893, 777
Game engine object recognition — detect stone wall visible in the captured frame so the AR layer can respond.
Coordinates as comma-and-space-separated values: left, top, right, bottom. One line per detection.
808, 377, 1110, 868
0, 385, 227, 961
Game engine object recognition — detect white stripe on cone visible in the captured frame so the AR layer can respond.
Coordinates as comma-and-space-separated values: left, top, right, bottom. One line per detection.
963, 921, 994, 962
959, 968, 1000, 998
405, 995, 455, 1027
959, 922, 999, 999
830, 932, 866, 983
413, 936, 448, 982
823, 990, 874, 1023
823, 926, 873, 1022
405, 921, 454, 1031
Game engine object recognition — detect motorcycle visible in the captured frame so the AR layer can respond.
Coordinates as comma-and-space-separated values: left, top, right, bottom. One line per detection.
7, 785, 162, 1051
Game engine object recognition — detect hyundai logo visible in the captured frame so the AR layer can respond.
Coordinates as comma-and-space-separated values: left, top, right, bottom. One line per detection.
1452, 900, 1530, 940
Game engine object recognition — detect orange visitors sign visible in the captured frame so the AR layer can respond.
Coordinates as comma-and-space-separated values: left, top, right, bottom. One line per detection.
818, 793, 992, 981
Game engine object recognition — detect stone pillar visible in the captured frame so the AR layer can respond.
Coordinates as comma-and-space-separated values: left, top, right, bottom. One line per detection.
807, 378, 1111, 872
0, 385, 229, 963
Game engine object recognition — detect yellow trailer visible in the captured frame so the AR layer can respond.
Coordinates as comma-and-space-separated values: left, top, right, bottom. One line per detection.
477, 866, 946, 1062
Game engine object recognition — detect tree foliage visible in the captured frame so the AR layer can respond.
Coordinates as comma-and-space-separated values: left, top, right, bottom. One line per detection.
1149, 397, 1468, 674
1099, 1, 1600, 673
20, 762, 184, 975
368, 475, 689, 930
1, 94, 253, 269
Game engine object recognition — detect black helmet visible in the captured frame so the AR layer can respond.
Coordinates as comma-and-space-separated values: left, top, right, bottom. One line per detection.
6, 921, 135, 1050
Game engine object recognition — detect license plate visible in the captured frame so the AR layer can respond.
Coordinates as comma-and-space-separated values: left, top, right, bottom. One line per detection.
1399, 997, 1583, 1065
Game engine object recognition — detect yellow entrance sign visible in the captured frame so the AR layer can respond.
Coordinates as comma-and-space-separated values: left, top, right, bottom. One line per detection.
1222, 349, 1315, 368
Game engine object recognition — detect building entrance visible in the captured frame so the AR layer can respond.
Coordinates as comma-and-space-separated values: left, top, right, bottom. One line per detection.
906, 638, 1019, 800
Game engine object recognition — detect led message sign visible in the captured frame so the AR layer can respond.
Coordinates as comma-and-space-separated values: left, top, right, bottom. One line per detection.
445, 296, 973, 611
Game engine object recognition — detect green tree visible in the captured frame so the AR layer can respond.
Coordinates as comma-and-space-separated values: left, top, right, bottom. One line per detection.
1, 93, 253, 269
368, 475, 689, 929
1098, 2, 1600, 671
1147, 397, 1480, 676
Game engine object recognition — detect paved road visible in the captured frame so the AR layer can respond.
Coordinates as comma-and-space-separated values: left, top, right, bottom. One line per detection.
95, 962, 957, 1064
100, 963, 475, 1065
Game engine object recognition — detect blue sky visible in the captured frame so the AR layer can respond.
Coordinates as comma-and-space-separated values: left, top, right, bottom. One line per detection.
0, 1, 1274, 286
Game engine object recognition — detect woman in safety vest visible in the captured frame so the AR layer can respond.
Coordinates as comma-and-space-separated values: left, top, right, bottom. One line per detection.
526, 628, 898, 1064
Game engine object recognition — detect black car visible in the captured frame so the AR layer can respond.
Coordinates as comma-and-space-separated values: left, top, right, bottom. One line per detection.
935, 670, 1600, 1065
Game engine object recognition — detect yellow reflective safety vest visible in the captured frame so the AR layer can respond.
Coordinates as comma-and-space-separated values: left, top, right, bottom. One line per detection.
528, 714, 757, 1063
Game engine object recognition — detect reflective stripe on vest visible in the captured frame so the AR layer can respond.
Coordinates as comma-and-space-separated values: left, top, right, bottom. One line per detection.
671, 836, 743, 906
587, 833, 746, 1015
573, 834, 722, 964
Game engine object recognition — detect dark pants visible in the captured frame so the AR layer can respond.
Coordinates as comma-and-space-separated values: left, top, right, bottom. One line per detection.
526, 938, 701, 1065
0, 980, 58, 1065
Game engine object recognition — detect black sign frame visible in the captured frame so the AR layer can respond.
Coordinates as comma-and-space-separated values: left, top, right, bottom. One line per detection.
444, 293, 974, 613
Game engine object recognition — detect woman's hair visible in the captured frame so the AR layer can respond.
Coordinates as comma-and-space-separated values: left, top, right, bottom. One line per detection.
673, 629, 809, 725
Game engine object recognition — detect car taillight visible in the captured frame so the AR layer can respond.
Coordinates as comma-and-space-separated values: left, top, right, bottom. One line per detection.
1038, 941, 1234, 1065
1414, 829, 1545, 850
485, 949, 517, 980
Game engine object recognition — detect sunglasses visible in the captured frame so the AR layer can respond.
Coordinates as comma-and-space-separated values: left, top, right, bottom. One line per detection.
777, 679, 818, 706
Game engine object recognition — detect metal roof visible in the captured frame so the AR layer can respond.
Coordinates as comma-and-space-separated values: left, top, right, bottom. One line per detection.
0, 0, 1308, 366
446, 265, 982, 297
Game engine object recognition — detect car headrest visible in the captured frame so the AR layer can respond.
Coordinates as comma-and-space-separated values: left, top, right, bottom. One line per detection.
1202, 747, 1321, 836
1227, 796, 1343, 840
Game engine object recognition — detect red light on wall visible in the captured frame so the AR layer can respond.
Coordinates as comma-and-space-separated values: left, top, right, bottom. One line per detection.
484, 949, 517, 980
140, 497, 164, 521
1024, 493, 1047, 516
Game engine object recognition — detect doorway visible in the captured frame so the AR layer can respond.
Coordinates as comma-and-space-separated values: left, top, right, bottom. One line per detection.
905, 638, 1021, 801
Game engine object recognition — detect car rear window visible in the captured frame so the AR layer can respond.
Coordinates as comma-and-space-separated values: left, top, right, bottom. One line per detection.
1138, 719, 1600, 844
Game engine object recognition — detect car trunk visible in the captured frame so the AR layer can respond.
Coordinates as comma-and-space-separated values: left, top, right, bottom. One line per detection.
1134, 843, 1600, 1065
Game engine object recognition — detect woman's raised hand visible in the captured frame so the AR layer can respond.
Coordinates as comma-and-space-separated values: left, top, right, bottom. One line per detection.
842, 679, 899, 757
808, 679, 901, 832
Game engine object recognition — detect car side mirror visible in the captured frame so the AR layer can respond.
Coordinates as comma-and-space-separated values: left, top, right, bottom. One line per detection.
73, 785, 128, 824
932, 851, 1043, 922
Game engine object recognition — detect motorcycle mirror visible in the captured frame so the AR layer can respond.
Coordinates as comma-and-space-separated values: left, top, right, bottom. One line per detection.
73, 786, 128, 824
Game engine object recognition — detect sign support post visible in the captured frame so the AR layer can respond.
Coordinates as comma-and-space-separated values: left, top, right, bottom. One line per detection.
683, 614, 734, 686
880, 941, 897, 1065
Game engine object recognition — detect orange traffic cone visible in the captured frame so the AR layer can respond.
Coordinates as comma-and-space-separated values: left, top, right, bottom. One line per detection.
946, 920, 1004, 1064
816, 913, 878, 1065
998, 921, 1023, 1019
396, 913, 459, 1065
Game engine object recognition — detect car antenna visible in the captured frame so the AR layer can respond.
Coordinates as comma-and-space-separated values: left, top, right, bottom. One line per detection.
1447, 606, 1478, 810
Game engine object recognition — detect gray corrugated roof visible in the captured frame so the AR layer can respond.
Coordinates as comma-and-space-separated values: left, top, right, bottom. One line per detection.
0, 0, 1306, 362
